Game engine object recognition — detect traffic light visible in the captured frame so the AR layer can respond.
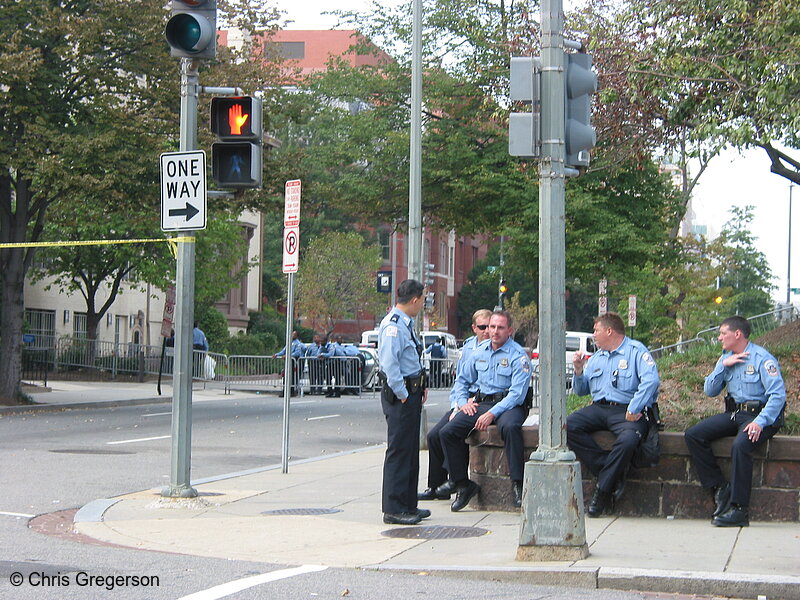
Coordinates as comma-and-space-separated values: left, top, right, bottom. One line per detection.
498, 279, 508, 308
714, 296, 723, 305
508, 56, 541, 158
424, 292, 436, 310
210, 96, 263, 188
165, 0, 217, 59
564, 52, 597, 168
423, 263, 435, 286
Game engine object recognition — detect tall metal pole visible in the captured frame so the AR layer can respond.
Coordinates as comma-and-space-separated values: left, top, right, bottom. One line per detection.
163, 58, 200, 498
407, 0, 423, 284
281, 272, 295, 474
518, 0, 587, 560
788, 184, 793, 304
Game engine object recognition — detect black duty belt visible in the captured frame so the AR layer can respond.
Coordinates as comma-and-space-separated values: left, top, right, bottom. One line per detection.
595, 398, 625, 407
476, 391, 507, 404
736, 400, 766, 415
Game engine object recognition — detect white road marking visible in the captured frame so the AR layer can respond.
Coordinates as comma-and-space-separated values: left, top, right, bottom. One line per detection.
176, 565, 328, 600
291, 400, 317, 404
141, 412, 171, 417
305, 414, 340, 421
0, 511, 35, 518
106, 435, 170, 445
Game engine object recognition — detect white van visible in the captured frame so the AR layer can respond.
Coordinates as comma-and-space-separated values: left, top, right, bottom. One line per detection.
361, 329, 459, 362
531, 331, 596, 374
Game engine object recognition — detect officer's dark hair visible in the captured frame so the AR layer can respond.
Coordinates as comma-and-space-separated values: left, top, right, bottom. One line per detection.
594, 312, 625, 335
721, 315, 751, 338
491, 310, 513, 328
397, 279, 424, 304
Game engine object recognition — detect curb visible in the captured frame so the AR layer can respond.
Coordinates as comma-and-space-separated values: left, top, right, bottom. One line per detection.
365, 564, 800, 599
0, 397, 170, 415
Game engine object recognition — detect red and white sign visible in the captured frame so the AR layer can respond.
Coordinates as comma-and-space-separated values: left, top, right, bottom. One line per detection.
628, 295, 637, 327
160, 285, 176, 338
282, 226, 299, 273
284, 180, 301, 226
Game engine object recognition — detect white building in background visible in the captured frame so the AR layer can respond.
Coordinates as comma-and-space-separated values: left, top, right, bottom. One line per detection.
23, 209, 263, 347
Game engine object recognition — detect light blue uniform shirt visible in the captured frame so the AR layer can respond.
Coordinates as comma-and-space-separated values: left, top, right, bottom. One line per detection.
378, 308, 423, 399
572, 336, 659, 415
704, 341, 786, 428
321, 342, 345, 357
276, 338, 305, 358
451, 335, 480, 408
341, 344, 360, 357
305, 343, 326, 358
450, 337, 531, 417
192, 327, 208, 351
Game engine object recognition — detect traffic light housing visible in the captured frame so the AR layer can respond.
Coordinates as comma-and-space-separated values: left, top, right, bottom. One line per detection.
423, 263, 435, 286
508, 56, 541, 158
498, 279, 508, 308
165, 0, 217, 59
564, 52, 597, 168
210, 96, 263, 188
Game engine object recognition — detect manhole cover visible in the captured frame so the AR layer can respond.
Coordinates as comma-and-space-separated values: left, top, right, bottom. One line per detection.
49, 449, 134, 455
381, 525, 489, 539
261, 508, 342, 516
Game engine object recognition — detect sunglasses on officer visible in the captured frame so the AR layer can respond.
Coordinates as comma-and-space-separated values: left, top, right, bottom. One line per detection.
475, 324, 489, 330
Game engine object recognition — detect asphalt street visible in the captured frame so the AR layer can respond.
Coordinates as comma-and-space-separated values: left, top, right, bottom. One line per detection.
0, 387, 748, 599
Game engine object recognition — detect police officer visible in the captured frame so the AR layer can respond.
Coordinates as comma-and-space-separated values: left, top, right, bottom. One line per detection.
321, 335, 345, 397
568, 312, 660, 517
339, 340, 362, 394
378, 279, 429, 525
685, 315, 786, 527
274, 331, 305, 395
419, 309, 491, 503
425, 336, 446, 387
304, 333, 327, 395
436, 310, 531, 512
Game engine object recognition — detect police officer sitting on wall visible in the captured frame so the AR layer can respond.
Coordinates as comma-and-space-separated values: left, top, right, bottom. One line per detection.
435, 310, 531, 511
419, 309, 492, 503
567, 312, 660, 517
684, 315, 786, 527
378, 279, 429, 525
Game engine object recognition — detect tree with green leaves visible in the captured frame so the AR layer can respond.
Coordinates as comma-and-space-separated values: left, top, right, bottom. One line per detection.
296, 231, 384, 336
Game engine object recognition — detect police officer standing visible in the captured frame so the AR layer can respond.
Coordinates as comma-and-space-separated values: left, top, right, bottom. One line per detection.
436, 310, 531, 511
568, 312, 660, 517
378, 279, 429, 525
685, 316, 786, 527
304, 334, 327, 395
419, 308, 491, 502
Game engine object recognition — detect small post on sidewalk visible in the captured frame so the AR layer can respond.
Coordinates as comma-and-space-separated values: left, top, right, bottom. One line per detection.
281, 272, 295, 474
517, 0, 587, 560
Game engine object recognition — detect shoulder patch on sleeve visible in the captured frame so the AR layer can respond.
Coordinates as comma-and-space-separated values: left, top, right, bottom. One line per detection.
642, 352, 655, 366
521, 358, 530, 373
385, 325, 398, 338
390, 314, 400, 323
765, 360, 779, 376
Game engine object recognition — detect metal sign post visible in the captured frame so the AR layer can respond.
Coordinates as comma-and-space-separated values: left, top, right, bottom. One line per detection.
281, 180, 301, 474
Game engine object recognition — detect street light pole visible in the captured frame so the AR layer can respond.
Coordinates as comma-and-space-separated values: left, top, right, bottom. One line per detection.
788, 184, 793, 305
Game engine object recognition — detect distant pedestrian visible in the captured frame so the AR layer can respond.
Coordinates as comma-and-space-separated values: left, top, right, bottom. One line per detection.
378, 279, 428, 525
567, 312, 660, 517
685, 316, 786, 527
425, 336, 446, 387
192, 323, 209, 351
274, 331, 305, 395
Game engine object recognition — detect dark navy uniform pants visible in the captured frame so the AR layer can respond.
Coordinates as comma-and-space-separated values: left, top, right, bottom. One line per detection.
439, 403, 528, 483
684, 411, 781, 507
567, 402, 648, 493
381, 388, 423, 514
426, 409, 468, 489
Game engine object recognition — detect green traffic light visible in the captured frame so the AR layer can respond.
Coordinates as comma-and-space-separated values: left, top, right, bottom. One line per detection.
169, 14, 202, 51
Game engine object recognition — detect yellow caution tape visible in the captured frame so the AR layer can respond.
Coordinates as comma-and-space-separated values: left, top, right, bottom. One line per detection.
0, 236, 196, 259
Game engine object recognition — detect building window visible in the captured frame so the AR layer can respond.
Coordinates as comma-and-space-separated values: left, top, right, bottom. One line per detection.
439, 241, 447, 273
25, 309, 55, 345
278, 41, 305, 59
73, 312, 88, 339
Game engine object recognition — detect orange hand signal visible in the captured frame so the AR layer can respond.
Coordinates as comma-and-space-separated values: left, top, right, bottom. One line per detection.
228, 103, 249, 135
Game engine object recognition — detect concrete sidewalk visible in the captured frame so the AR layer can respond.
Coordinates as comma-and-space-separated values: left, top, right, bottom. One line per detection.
73, 445, 800, 599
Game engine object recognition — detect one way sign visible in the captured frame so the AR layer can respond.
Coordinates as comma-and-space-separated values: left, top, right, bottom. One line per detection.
160, 150, 207, 232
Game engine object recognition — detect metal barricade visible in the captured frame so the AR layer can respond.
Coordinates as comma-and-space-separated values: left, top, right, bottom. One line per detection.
314, 355, 363, 396
223, 355, 286, 393
425, 357, 456, 389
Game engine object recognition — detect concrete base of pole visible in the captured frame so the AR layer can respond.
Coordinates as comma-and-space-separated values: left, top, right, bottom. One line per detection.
160, 485, 198, 498
517, 459, 588, 561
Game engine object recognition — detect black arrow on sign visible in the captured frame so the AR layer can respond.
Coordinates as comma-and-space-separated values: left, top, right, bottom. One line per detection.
168, 202, 200, 221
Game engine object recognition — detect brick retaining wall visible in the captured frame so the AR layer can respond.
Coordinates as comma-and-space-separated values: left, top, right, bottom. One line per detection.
467, 426, 800, 521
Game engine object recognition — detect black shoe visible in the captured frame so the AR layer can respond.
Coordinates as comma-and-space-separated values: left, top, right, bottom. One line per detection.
418, 487, 449, 501
435, 480, 458, 498
612, 477, 625, 502
383, 512, 423, 525
712, 504, 749, 527
512, 481, 523, 508
588, 487, 611, 518
451, 480, 480, 512
712, 482, 731, 518
415, 508, 431, 519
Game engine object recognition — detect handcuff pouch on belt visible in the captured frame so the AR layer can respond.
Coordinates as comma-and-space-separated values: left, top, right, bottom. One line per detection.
377, 370, 426, 404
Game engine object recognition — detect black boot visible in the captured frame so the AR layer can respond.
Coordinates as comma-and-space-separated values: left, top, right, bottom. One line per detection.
512, 480, 523, 508
712, 504, 749, 527
588, 486, 611, 517
712, 482, 731, 518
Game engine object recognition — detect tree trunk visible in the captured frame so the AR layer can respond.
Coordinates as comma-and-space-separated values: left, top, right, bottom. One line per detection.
0, 255, 26, 403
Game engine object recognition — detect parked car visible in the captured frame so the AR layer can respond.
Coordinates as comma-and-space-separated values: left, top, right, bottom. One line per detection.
531, 331, 596, 380
356, 346, 381, 390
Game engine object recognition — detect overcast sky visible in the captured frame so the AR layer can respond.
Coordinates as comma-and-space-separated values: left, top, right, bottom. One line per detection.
273, 0, 798, 305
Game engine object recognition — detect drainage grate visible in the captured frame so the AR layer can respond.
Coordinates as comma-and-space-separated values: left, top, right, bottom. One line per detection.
261, 508, 343, 516
49, 449, 134, 455
381, 525, 489, 539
